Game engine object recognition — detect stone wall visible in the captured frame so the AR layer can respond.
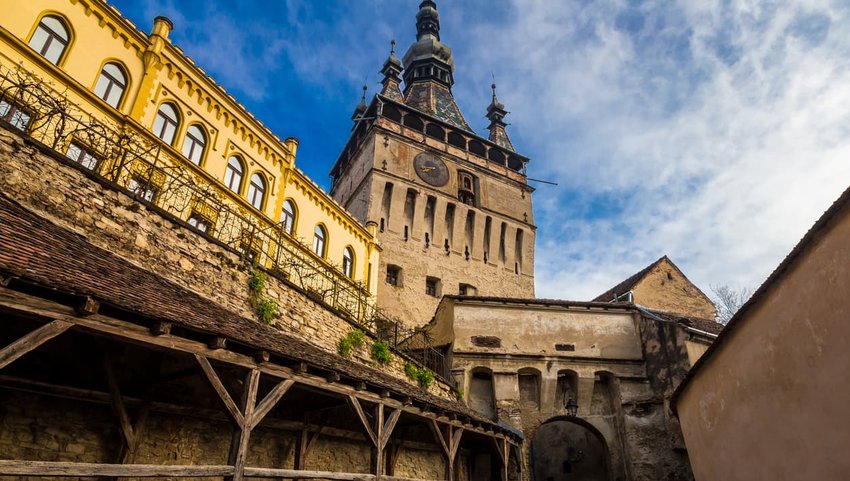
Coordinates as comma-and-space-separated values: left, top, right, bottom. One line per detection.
331, 119, 536, 327
0, 126, 453, 399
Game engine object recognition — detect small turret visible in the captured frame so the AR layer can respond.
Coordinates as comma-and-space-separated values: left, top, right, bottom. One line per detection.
486, 83, 515, 152
351, 84, 368, 126
379, 40, 404, 102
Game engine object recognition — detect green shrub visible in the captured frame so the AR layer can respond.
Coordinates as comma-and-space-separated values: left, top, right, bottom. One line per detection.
338, 330, 366, 358
455, 387, 465, 401
370, 339, 392, 365
414, 369, 434, 389
248, 271, 267, 293
255, 297, 278, 324
404, 361, 418, 379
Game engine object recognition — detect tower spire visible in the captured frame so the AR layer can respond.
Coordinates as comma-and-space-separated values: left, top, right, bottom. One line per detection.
486, 83, 516, 152
416, 0, 440, 41
379, 39, 404, 101
351, 84, 368, 125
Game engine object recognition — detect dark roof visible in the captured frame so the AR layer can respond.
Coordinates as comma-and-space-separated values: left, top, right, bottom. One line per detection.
0, 193, 505, 430
593, 256, 669, 302
671, 183, 850, 414
639, 308, 725, 336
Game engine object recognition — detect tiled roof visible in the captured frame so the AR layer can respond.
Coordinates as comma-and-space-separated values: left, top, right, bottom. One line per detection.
0, 193, 504, 429
404, 82, 472, 132
639, 308, 725, 336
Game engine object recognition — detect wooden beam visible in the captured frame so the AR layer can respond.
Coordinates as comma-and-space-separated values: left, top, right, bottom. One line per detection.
227, 368, 260, 481
380, 408, 402, 448
103, 354, 134, 449
253, 350, 269, 363
250, 378, 294, 429
0, 288, 516, 440
428, 420, 450, 458
194, 354, 245, 427
348, 395, 377, 446
0, 460, 234, 477
371, 403, 385, 480
242, 467, 375, 480
0, 319, 71, 370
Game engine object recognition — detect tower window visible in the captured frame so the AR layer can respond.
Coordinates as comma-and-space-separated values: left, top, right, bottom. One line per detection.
459, 283, 477, 296
458, 171, 477, 206
386, 265, 402, 287
29, 16, 70, 65
187, 212, 213, 234
426, 277, 441, 297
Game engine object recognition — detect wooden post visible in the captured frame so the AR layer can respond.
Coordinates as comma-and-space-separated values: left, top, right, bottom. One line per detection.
195, 355, 293, 481
371, 403, 385, 480
227, 369, 259, 481
0, 320, 71, 369
429, 421, 463, 481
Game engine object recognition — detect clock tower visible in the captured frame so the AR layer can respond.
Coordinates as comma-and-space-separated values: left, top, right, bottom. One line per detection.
329, 0, 535, 327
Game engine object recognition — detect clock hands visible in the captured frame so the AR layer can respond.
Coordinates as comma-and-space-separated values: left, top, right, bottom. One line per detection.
419, 166, 436, 173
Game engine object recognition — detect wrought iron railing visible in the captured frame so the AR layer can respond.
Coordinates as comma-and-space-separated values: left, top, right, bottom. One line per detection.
0, 64, 452, 383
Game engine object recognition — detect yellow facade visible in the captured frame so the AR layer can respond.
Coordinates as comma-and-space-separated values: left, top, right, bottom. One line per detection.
0, 0, 380, 296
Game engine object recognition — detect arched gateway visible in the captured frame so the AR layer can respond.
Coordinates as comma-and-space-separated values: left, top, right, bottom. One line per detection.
531, 417, 611, 481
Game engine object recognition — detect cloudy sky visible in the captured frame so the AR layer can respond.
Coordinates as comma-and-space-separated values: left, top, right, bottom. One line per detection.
111, 0, 850, 301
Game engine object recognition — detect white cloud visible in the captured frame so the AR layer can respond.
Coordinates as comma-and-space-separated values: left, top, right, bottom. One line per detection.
451, 0, 850, 300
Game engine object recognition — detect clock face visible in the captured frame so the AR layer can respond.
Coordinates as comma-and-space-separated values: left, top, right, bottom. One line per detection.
413, 153, 449, 187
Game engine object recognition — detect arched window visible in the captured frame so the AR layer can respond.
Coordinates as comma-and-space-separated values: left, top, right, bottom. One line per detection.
224, 156, 244, 193
280, 200, 296, 235
29, 16, 70, 65
342, 247, 355, 278
312, 225, 327, 258
182, 125, 206, 165
247, 173, 266, 210
152, 103, 179, 144
94, 63, 127, 108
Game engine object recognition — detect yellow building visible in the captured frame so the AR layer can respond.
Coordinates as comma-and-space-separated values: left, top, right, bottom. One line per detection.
0, 0, 380, 309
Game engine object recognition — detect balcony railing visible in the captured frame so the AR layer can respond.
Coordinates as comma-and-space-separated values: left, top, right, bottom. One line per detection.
0, 64, 452, 383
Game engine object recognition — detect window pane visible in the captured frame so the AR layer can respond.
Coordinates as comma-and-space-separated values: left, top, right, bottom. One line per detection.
158, 104, 178, 122
104, 86, 122, 108
40, 17, 69, 41
161, 121, 176, 144
0, 100, 10, 117
94, 75, 110, 100
10, 110, 31, 130
44, 41, 65, 64
102, 63, 124, 83
29, 28, 49, 53
66, 143, 82, 162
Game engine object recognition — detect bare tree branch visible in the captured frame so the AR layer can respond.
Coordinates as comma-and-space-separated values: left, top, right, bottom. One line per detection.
710, 284, 754, 324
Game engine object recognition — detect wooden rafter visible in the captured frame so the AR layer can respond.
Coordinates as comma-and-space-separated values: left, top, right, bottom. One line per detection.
0, 319, 71, 370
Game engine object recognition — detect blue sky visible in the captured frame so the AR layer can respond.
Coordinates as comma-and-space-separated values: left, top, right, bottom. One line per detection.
110, 0, 850, 301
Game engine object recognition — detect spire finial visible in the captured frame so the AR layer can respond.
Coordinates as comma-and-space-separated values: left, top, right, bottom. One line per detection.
390, 38, 396, 55
362, 83, 368, 101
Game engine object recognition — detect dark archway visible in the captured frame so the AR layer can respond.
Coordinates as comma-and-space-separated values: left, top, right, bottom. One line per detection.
531, 417, 611, 481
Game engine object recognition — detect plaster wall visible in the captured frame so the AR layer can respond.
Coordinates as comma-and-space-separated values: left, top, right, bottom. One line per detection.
451, 303, 643, 360
676, 203, 850, 480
